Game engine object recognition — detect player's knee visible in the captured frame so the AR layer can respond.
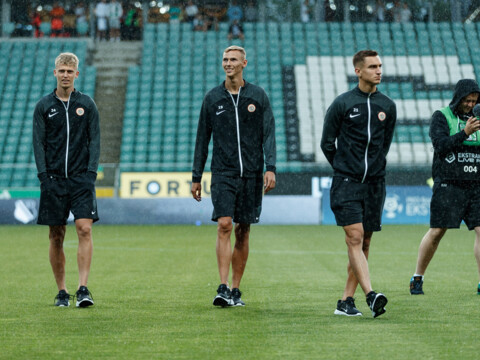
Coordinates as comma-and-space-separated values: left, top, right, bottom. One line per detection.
345, 233, 363, 247
217, 218, 233, 234
49, 226, 65, 245
76, 223, 92, 238
235, 223, 250, 237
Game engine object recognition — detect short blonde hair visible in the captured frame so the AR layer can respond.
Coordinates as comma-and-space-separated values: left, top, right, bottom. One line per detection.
224, 45, 247, 60
55, 52, 79, 69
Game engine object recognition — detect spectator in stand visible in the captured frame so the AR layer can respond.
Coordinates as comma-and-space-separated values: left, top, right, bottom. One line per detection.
95, 0, 109, 41
50, 2, 65, 37
227, 0, 243, 23
193, 13, 206, 31
109, 0, 123, 41
169, 3, 182, 24
185, 0, 199, 23
124, 4, 141, 40
399, 2, 412, 22
301, 0, 311, 23
244, 1, 257, 22
32, 10, 42, 38
228, 19, 244, 40
75, 2, 87, 26
374, 0, 386, 22
75, 2, 88, 35
63, 8, 77, 37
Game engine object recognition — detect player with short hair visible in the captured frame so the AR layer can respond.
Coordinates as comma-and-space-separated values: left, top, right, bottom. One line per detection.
191, 45, 276, 307
33, 52, 100, 307
410, 79, 480, 295
321, 50, 397, 317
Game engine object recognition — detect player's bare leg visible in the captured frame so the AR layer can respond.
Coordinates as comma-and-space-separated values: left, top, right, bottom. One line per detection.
343, 223, 372, 295
49, 225, 67, 292
76, 218, 93, 288
414, 228, 446, 275
342, 232, 371, 299
216, 216, 233, 285
473, 227, 480, 283
232, 223, 250, 289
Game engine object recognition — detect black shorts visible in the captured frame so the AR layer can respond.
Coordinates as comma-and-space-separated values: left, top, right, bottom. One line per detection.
330, 176, 386, 232
211, 174, 263, 224
430, 182, 480, 230
37, 173, 99, 226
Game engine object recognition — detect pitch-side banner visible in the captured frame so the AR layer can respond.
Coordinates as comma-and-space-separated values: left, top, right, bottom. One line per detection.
120, 172, 212, 198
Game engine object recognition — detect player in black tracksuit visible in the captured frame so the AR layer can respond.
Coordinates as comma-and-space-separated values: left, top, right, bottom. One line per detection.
321, 50, 396, 318
32, 53, 99, 307
410, 79, 480, 295
191, 46, 276, 307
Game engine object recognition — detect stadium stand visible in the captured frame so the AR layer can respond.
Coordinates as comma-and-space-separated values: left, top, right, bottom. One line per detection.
2, 21, 480, 187
0, 39, 96, 188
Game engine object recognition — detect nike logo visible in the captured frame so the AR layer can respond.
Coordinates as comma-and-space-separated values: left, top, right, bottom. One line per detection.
48, 112, 59, 118
91, 211, 96, 215
216, 110, 226, 115
349, 114, 361, 118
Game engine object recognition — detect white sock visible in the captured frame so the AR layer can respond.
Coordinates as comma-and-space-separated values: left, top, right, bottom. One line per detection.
413, 274, 424, 279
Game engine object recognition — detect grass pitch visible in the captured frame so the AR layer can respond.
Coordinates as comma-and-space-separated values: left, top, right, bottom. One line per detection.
0, 224, 478, 359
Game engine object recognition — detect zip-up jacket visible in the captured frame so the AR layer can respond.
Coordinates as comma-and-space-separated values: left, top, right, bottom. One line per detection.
321, 86, 397, 182
33, 89, 100, 178
430, 79, 480, 182
192, 80, 276, 182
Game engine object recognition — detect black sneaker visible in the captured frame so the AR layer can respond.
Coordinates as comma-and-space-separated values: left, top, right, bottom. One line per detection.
477, 284, 480, 295
366, 291, 387, 318
410, 276, 424, 295
334, 296, 362, 316
75, 286, 94, 308
231, 288, 245, 307
54, 290, 72, 307
213, 284, 232, 307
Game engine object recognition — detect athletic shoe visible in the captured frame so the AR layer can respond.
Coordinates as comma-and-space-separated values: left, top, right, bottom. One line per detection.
54, 290, 72, 307
410, 276, 424, 295
213, 284, 232, 307
477, 284, 480, 295
334, 297, 362, 316
75, 286, 94, 308
366, 291, 388, 318
231, 288, 245, 307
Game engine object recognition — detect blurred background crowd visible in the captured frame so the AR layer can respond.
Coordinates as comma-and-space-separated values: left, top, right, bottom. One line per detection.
2, 0, 480, 41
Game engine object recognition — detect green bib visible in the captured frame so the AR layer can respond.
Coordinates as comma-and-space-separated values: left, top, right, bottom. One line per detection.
440, 106, 480, 146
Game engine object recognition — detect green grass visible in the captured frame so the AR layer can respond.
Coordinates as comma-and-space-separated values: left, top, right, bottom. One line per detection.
0, 224, 478, 359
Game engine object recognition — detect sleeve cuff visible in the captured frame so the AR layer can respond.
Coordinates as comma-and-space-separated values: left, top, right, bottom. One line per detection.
266, 165, 276, 174
192, 176, 202, 183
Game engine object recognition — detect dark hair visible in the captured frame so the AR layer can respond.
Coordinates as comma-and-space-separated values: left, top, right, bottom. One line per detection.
352, 50, 379, 68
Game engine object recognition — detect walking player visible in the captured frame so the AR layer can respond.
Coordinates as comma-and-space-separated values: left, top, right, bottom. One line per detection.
321, 50, 397, 317
33, 52, 100, 307
191, 45, 276, 307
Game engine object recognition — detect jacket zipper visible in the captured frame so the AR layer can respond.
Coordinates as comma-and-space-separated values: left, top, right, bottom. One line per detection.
229, 87, 243, 177
56, 94, 71, 178
362, 93, 372, 183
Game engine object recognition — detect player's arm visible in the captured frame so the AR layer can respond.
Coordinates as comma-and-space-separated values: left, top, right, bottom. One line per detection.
262, 91, 276, 193
320, 100, 342, 166
87, 99, 101, 180
191, 96, 212, 200
32, 102, 47, 182
383, 102, 397, 156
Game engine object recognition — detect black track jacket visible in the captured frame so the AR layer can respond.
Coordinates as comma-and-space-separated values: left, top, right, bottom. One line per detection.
192, 80, 276, 182
321, 86, 397, 182
33, 89, 100, 179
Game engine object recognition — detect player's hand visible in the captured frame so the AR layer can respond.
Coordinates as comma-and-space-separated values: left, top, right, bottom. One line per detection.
191, 182, 202, 201
464, 116, 480, 136
263, 171, 276, 194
